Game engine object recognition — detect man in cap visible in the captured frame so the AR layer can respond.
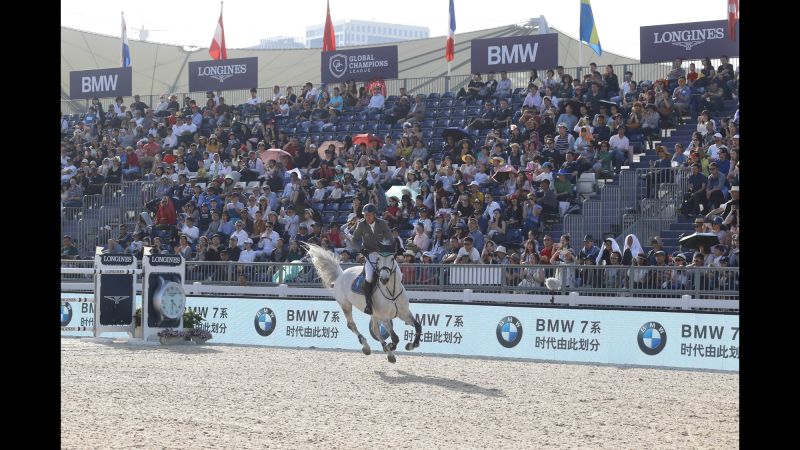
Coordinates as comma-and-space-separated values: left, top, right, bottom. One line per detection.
578, 234, 600, 262
350, 203, 393, 315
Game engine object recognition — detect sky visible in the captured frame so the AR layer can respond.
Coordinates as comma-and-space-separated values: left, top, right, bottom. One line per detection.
61, 0, 728, 59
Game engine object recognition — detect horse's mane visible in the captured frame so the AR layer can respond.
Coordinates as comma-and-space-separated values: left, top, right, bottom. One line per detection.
304, 243, 344, 288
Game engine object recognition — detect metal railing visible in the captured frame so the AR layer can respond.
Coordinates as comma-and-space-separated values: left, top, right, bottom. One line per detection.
61, 260, 738, 301
60, 58, 739, 114
615, 166, 690, 247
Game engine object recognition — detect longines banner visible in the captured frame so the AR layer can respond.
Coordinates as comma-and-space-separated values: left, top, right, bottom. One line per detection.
640, 20, 739, 63
471, 34, 558, 73
188, 57, 259, 92
321, 46, 398, 83
69, 67, 132, 99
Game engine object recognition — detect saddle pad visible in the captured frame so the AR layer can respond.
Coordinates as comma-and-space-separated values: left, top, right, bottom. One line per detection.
351, 272, 365, 294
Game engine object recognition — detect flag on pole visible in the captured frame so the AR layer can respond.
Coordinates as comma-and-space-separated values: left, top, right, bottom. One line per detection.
579, 0, 602, 56
121, 12, 131, 67
727, 0, 739, 41
209, 3, 227, 60
323, 0, 336, 51
446, 0, 456, 63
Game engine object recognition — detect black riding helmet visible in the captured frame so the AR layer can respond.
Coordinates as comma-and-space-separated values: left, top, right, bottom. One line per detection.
378, 240, 395, 255
362, 203, 378, 214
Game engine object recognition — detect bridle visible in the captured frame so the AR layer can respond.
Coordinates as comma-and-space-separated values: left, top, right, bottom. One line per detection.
372, 253, 404, 302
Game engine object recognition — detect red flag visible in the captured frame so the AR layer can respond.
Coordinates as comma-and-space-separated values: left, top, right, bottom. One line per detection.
209, 4, 227, 60
323, 0, 336, 52
727, 0, 738, 41
446, 0, 456, 62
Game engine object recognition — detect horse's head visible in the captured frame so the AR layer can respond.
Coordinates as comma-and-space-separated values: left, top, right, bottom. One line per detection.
376, 251, 396, 285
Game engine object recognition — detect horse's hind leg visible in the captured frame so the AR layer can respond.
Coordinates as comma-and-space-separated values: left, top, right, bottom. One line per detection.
382, 319, 398, 364
342, 301, 370, 355
398, 307, 422, 351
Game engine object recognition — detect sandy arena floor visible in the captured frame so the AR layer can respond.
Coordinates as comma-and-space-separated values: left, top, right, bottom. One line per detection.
61, 337, 739, 449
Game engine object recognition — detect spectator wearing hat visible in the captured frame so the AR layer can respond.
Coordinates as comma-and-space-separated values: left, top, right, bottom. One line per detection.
238, 238, 257, 263
576, 234, 599, 263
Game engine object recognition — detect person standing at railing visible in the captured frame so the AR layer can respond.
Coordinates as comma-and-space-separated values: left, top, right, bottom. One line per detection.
61, 235, 79, 259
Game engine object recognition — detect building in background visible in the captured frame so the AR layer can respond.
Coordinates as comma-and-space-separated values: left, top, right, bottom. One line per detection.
248, 36, 306, 50
305, 20, 429, 48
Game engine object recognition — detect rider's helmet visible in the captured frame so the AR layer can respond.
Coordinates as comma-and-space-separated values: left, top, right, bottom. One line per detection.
378, 240, 395, 256
362, 203, 378, 215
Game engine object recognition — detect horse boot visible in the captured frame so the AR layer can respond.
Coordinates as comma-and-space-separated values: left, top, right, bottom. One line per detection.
363, 276, 375, 315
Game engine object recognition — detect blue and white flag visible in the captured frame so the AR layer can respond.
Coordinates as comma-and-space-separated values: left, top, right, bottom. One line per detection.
121, 12, 131, 67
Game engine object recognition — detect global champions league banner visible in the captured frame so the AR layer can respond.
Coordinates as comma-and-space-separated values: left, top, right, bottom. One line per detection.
470, 34, 558, 73
321, 45, 398, 83
61, 294, 739, 372
640, 20, 739, 63
188, 57, 259, 92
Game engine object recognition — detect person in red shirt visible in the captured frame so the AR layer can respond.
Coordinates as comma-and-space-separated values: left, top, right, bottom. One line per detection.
383, 196, 401, 228
539, 234, 556, 264
325, 222, 344, 249
155, 196, 177, 228
122, 147, 140, 179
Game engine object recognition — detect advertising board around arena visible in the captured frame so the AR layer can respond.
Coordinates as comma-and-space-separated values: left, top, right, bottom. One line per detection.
188, 57, 259, 92
470, 34, 558, 73
69, 67, 132, 100
640, 20, 739, 63
60, 294, 738, 371
321, 46, 398, 83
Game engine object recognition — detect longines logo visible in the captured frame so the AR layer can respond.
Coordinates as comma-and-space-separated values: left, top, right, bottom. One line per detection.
197, 64, 248, 83
652, 27, 724, 51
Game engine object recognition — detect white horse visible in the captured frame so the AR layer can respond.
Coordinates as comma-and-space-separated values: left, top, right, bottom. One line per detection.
305, 243, 421, 363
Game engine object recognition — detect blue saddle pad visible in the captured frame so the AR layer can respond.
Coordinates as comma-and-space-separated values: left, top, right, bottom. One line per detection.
351, 272, 365, 294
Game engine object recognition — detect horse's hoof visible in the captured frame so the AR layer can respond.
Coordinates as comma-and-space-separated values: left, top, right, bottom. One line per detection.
387, 353, 396, 363
405, 343, 414, 351
362, 346, 371, 355
387, 342, 396, 351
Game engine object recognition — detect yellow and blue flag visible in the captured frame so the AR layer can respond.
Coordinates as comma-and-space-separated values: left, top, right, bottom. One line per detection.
579, 0, 602, 56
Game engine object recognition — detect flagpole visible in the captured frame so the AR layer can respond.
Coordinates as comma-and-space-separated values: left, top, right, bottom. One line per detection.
448, 62, 451, 77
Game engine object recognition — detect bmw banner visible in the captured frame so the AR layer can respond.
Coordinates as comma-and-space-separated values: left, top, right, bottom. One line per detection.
61, 295, 738, 372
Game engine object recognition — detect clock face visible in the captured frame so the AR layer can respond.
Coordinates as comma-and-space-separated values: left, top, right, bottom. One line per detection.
159, 281, 185, 319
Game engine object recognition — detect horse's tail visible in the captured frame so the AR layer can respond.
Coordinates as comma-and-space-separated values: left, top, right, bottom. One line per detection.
304, 243, 343, 288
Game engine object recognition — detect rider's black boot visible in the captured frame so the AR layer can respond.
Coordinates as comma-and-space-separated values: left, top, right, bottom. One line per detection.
363, 278, 375, 315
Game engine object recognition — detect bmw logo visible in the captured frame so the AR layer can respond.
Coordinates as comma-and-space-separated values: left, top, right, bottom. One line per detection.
254, 307, 277, 337
61, 302, 73, 327
369, 322, 391, 341
638, 322, 667, 355
496, 316, 523, 348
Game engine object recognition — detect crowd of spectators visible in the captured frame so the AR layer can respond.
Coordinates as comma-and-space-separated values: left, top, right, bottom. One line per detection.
61, 58, 739, 291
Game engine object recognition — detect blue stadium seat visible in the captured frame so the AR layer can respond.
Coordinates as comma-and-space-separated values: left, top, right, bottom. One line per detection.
439, 98, 453, 108
440, 92, 454, 98
428, 92, 440, 98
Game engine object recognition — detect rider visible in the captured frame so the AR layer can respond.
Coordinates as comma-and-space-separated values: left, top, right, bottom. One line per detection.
351, 203, 393, 315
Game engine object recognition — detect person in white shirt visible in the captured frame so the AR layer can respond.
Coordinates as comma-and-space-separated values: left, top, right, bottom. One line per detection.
493, 71, 513, 99
257, 223, 281, 257
245, 88, 261, 105
706, 133, 725, 161
230, 220, 249, 248
279, 206, 300, 239
608, 126, 633, 166
238, 239, 257, 262
522, 85, 543, 111
367, 87, 385, 119
455, 237, 481, 263
180, 217, 200, 244
481, 194, 501, 219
